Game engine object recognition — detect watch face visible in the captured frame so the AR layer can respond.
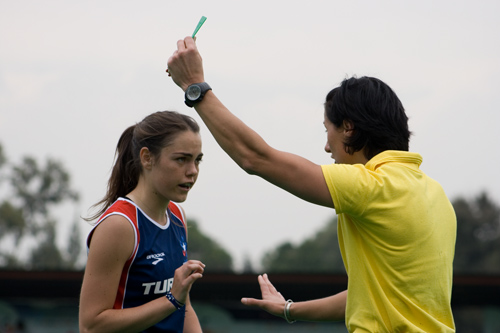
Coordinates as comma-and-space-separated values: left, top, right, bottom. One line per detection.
186, 85, 201, 100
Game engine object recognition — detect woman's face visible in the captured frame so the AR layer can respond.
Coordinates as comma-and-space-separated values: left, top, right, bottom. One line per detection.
323, 113, 349, 164
147, 130, 203, 203
323, 113, 369, 165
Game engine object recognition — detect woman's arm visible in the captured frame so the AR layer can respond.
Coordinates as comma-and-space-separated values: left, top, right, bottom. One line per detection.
183, 295, 202, 333
287, 292, 347, 322
181, 212, 203, 333
241, 273, 346, 322
167, 37, 334, 208
79, 215, 205, 333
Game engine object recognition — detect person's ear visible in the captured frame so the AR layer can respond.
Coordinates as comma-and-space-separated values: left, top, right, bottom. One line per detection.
140, 147, 153, 170
343, 120, 355, 135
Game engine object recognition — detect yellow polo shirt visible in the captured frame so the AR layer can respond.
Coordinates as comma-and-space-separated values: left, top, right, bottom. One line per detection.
322, 150, 456, 332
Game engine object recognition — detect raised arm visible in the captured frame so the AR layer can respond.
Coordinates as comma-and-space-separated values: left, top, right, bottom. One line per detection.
167, 37, 334, 208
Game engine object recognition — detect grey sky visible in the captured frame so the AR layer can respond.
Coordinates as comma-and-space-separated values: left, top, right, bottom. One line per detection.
1, 0, 499, 270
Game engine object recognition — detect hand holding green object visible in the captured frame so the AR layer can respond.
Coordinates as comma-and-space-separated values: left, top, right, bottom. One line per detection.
192, 16, 207, 37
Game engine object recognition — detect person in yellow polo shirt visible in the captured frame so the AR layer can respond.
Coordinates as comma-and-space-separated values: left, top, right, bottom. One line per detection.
167, 36, 456, 332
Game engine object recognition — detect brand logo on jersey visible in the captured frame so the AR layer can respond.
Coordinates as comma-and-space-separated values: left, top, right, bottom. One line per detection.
147, 252, 165, 265
181, 242, 187, 258
142, 278, 174, 295
179, 234, 187, 258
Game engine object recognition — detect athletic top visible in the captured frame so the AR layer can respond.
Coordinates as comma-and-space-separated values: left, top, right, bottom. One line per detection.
322, 150, 456, 332
87, 197, 189, 333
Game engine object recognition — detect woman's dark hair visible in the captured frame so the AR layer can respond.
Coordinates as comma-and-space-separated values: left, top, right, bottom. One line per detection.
85, 111, 200, 221
324, 76, 411, 160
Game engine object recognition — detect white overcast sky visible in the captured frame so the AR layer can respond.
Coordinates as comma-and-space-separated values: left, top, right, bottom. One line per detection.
1, 0, 499, 270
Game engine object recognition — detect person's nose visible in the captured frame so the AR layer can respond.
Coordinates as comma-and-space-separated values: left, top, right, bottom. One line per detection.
186, 161, 199, 178
325, 141, 331, 153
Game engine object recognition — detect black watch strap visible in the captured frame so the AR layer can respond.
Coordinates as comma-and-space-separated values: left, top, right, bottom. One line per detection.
184, 82, 212, 107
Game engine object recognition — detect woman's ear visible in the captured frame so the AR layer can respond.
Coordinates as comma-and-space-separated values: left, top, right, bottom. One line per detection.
140, 147, 153, 170
343, 120, 355, 135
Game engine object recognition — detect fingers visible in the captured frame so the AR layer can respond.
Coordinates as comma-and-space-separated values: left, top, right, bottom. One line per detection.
183, 260, 205, 276
241, 273, 290, 319
262, 273, 275, 290
241, 297, 261, 307
167, 36, 204, 91
183, 36, 196, 48
259, 273, 278, 296
166, 37, 190, 75
241, 294, 287, 318
175, 36, 196, 52
258, 274, 270, 294
175, 260, 205, 283
170, 260, 205, 303
176, 38, 187, 50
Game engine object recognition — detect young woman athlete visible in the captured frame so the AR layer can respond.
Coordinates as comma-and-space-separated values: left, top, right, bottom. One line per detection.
79, 111, 205, 333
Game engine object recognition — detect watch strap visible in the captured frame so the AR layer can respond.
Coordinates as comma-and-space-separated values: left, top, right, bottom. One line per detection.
185, 82, 212, 107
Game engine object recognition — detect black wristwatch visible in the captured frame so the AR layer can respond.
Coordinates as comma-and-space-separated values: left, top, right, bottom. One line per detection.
184, 82, 212, 107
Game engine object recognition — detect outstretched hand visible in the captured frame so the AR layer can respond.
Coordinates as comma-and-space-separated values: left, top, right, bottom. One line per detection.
241, 273, 287, 319
167, 36, 205, 91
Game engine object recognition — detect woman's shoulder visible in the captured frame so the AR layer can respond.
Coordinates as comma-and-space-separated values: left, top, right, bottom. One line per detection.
168, 201, 186, 224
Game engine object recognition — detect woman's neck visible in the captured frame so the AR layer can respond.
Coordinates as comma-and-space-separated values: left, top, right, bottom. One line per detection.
127, 187, 169, 225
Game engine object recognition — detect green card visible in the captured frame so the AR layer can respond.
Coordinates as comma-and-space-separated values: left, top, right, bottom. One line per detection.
192, 16, 207, 38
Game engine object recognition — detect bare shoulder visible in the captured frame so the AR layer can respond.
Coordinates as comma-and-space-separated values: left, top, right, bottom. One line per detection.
88, 214, 136, 264
80, 214, 136, 324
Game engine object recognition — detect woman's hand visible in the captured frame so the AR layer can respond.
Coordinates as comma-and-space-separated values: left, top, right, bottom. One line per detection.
170, 259, 205, 304
241, 273, 287, 319
167, 37, 205, 91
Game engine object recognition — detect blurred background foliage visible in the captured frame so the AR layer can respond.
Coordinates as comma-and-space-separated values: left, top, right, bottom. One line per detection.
0, 143, 81, 270
0, 141, 499, 275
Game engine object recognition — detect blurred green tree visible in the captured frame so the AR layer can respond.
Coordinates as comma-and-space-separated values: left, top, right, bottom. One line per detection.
0, 143, 81, 270
453, 191, 500, 274
186, 219, 234, 272
261, 216, 345, 274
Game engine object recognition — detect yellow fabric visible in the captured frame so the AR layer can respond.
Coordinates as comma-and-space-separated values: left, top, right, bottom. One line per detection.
321, 151, 456, 333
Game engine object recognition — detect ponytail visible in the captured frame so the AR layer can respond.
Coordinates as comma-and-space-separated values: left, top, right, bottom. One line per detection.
84, 111, 200, 222
85, 125, 141, 221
